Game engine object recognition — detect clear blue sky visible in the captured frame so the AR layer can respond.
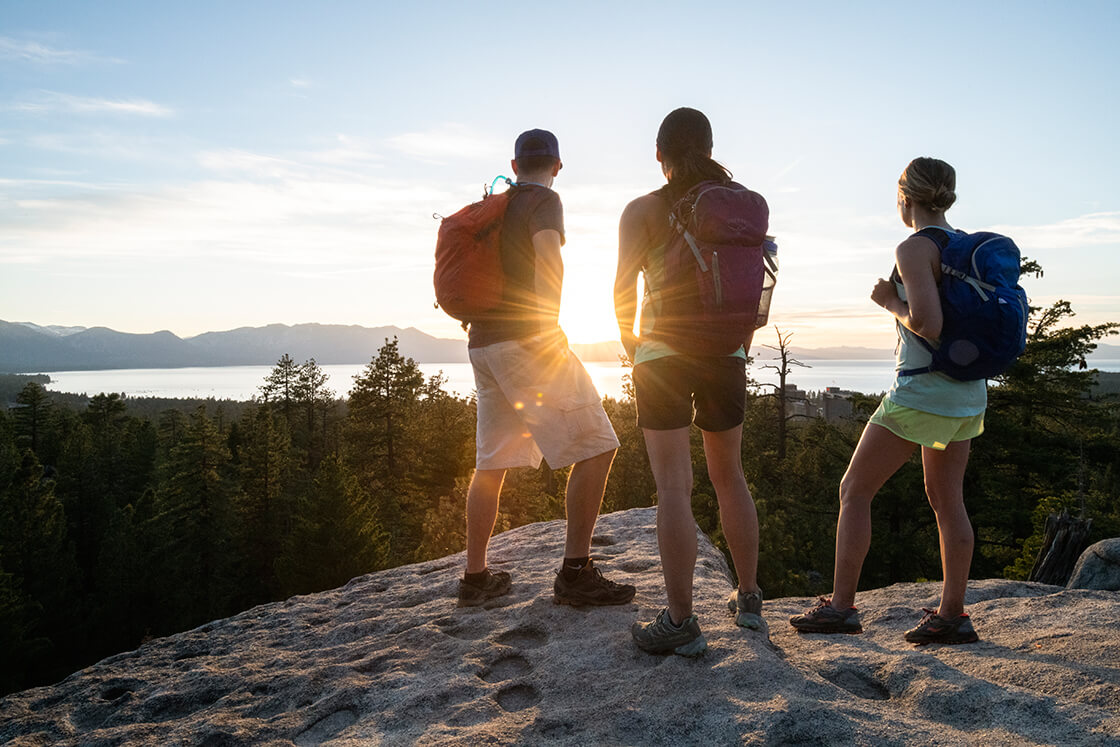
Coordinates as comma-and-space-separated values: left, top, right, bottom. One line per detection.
2, 1, 1118, 348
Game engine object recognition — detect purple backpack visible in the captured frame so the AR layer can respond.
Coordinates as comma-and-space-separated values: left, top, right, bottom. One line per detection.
649, 180, 770, 356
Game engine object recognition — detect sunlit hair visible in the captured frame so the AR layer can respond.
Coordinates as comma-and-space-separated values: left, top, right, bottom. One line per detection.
656, 107, 732, 200
899, 157, 956, 213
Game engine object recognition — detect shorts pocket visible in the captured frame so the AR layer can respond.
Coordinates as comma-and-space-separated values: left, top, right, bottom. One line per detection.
559, 397, 606, 440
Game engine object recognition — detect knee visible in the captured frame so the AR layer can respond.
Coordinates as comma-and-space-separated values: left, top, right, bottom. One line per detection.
838, 474, 872, 511
924, 481, 964, 515
706, 459, 745, 492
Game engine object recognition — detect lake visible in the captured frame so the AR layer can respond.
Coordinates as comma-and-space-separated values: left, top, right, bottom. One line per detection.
39, 358, 1120, 402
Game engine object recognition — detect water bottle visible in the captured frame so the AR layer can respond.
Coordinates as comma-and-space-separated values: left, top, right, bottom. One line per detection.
754, 237, 778, 328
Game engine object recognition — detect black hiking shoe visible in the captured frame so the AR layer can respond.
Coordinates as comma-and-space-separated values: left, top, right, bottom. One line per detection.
457, 568, 511, 607
553, 560, 635, 607
904, 609, 978, 644
789, 597, 863, 634
632, 609, 707, 657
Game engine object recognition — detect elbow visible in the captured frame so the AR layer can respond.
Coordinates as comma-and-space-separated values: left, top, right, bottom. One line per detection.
911, 318, 942, 341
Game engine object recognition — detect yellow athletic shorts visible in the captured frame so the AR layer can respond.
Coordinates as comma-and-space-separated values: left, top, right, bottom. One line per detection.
869, 397, 984, 450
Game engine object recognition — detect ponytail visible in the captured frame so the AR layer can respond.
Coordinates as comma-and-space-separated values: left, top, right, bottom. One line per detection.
664, 153, 732, 201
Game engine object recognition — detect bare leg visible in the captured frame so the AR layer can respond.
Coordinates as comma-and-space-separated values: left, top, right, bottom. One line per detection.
702, 425, 759, 594
562, 448, 616, 559
921, 440, 973, 619
465, 468, 506, 574
831, 424, 916, 610
643, 427, 695, 624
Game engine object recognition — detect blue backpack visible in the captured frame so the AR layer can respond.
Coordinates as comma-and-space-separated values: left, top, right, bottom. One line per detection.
899, 226, 1029, 381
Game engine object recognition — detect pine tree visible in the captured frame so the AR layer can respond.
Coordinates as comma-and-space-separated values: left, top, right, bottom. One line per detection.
230, 405, 297, 606
13, 382, 52, 453
150, 408, 235, 631
276, 455, 387, 595
259, 354, 301, 425
0, 450, 77, 688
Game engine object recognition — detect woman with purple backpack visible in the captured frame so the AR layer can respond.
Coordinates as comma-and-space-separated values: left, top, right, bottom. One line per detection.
614, 107, 769, 656
790, 157, 983, 644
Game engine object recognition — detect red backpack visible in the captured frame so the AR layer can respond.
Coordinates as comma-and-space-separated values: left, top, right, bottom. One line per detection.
433, 186, 513, 322
648, 180, 770, 355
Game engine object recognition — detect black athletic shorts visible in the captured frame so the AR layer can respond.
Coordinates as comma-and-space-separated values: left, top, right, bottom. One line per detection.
633, 355, 747, 432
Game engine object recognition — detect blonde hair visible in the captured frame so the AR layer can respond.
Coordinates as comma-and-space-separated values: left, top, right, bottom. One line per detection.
899, 157, 956, 213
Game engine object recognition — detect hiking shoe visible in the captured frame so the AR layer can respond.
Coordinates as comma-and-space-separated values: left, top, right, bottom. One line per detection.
457, 568, 511, 607
631, 609, 708, 657
789, 597, 863, 634
553, 561, 636, 607
904, 609, 978, 645
728, 588, 768, 632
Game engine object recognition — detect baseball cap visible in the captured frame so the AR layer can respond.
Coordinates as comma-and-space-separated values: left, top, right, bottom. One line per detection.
514, 129, 561, 160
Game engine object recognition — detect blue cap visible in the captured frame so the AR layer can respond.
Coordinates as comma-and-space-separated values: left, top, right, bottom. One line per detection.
514, 129, 560, 160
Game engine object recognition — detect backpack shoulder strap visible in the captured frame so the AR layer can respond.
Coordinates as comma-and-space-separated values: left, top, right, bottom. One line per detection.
912, 225, 954, 250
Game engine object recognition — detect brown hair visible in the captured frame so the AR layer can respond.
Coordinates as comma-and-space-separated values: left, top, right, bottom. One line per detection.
899, 157, 956, 213
657, 107, 732, 201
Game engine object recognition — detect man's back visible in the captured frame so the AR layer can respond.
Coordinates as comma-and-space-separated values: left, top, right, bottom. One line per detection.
467, 184, 565, 348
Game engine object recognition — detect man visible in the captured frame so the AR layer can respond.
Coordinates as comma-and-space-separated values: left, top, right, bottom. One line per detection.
458, 129, 634, 609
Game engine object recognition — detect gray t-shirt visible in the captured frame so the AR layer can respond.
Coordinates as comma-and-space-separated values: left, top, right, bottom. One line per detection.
468, 184, 565, 348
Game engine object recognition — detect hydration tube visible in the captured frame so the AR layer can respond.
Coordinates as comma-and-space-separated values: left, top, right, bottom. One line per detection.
486, 175, 513, 196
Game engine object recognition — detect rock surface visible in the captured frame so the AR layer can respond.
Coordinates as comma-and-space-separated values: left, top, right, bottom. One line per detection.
1068, 538, 1120, 591
2, 507, 1119, 746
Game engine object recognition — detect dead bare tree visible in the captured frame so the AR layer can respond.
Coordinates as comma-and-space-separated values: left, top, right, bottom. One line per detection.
760, 327, 810, 460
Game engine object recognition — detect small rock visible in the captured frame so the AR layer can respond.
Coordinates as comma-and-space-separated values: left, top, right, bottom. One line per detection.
1067, 538, 1120, 591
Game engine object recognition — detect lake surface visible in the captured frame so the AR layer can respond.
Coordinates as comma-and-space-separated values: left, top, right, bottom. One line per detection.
41, 359, 1120, 402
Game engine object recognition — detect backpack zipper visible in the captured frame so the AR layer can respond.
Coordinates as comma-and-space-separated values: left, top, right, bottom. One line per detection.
713, 251, 722, 307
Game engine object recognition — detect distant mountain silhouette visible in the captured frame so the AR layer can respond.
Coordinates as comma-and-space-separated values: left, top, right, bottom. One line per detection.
3, 320, 1115, 374
0, 321, 468, 373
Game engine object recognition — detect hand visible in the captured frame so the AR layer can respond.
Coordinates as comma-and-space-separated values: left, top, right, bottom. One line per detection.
621, 331, 638, 362
870, 278, 898, 310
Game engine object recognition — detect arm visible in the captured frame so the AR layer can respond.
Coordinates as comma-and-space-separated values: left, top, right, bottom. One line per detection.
870, 235, 943, 340
614, 197, 652, 361
532, 228, 564, 333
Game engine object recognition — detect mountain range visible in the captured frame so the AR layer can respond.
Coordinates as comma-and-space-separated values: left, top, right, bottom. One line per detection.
2, 320, 1116, 373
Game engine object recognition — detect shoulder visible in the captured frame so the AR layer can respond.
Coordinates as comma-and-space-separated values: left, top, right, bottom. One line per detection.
895, 232, 941, 261
895, 232, 943, 278
621, 191, 668, 224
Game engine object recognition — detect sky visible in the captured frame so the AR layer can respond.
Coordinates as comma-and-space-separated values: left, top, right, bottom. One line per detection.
2, 1, 1118, 350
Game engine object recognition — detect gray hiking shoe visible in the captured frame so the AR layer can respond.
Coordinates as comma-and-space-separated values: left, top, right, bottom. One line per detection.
789, 597, 862, 634
904, 609, 978, 645
631, 609, 708, 657
553, 561, 635, 607
728, 588, 768, 632
457, 568, 511, 607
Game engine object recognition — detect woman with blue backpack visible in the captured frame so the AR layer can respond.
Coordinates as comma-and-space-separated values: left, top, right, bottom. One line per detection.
790, 157, 1006, 644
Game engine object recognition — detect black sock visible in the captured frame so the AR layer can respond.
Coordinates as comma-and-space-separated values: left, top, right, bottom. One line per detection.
561, 556, 590, 581
464, 570, 490, 584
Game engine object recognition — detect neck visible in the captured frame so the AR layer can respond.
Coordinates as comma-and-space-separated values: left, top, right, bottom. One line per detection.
517, 172, 553, 188
910, 208, 951, 231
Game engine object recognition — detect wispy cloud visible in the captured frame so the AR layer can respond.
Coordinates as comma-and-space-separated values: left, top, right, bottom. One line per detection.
773, 155, 805, 181
387, 124, 505, 164
0, 36, 121, 65
989, 212, 1120, 250
290, 77, 312, 88
9, 90, 172, 117
25, 131, 182, 164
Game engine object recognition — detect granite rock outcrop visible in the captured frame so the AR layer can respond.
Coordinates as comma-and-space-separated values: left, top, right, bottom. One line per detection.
2, 507, 1118, 745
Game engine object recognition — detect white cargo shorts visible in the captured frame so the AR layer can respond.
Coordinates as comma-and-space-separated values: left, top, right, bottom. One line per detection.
470, 335, 619, 470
